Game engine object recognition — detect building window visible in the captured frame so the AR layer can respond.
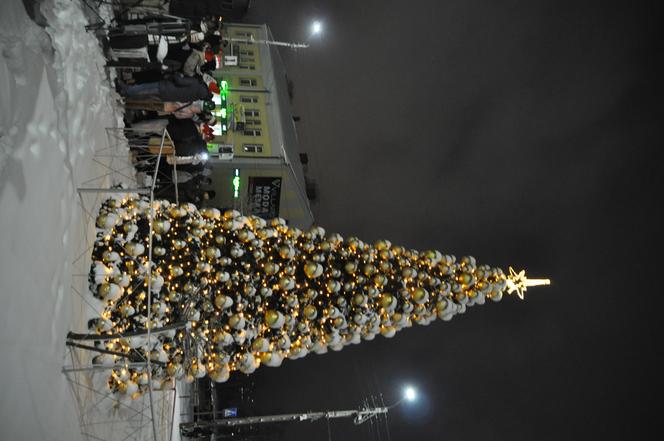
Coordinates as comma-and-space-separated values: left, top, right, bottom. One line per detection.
234, 31, 253, 38
238, 64, 256, 70
244, 109, 260, 117
239, 78, 257, 87
239, 49, 254, 56
240, 96, 259, 103
245, 119, 261, 126
243, 129, 262, 137
243, 144, 263, 153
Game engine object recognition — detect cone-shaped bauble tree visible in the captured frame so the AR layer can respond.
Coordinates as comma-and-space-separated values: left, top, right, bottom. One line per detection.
82, 195, 548, 399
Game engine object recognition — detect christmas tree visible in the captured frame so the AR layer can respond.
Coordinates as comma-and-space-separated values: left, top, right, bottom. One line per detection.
77, 194, 548, 399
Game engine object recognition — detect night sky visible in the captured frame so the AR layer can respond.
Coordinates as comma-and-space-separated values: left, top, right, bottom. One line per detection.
231, 1, 662, 440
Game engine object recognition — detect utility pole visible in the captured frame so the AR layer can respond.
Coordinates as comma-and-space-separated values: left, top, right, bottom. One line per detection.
222, 36, 309, 50
179, 404, 388, 437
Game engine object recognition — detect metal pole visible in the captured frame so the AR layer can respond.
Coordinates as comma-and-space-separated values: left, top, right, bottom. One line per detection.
78, 187, 150, 194
66, 321, 187, 341
180, 406, 389, 431
222, 36, 309, 49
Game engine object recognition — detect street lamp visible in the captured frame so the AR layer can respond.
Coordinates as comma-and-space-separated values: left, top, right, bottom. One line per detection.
181, 385, 420, 434
388, 385, 418, 409
404, 386, 417, 403
311, 21, 322, 35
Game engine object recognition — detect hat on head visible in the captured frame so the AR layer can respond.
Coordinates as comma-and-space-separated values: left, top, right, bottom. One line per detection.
208, 82, 219, 94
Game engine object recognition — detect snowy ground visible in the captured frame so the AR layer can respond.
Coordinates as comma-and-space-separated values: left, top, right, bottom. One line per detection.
0, 1, 177, 440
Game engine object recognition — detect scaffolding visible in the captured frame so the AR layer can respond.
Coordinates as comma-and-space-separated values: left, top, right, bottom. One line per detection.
63, 127, 182, 441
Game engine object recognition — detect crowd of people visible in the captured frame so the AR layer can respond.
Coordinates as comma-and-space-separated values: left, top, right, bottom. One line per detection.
103, 9, 226, 206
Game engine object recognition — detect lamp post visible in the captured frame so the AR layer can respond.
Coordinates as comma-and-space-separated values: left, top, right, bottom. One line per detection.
180, 386, 418, 436
222, 20, 323, 50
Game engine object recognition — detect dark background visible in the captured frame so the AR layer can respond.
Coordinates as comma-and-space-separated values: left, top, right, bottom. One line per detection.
231, 1, 661, 440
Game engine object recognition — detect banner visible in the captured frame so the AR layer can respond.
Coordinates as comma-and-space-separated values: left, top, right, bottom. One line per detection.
248, 177, 282, 219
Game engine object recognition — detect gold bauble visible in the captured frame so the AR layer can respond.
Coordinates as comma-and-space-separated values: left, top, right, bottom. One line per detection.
96, 214, 108, 229
402, 267, 416, 279
304, 261, 323, 279
375, 239, 390, 251
228, 314, 244, 329
264, 310, 280, 327
438, 263, 451, 275
278, 245, 294, 259
353, 293, 366, 306
326, 280, 340, 293
436, 299, 449, 312
215, 235, 226, 245
457, 273, 473, 285
373, 274, 387, 287
304, 304, 317, 319
278, 276, 294, 290
98, 283, 111, 298
411, 287, 428, 304
380, 293, 394, 309
251, 337, 269, 352
363, 264, 376, 276
117, 381, 128, 394
170, 266, 183, 277
344, 262, 357, 274
264, 262, 280, 275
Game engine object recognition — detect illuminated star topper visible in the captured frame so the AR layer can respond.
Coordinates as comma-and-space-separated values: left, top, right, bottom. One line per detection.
505, 267, 551, 299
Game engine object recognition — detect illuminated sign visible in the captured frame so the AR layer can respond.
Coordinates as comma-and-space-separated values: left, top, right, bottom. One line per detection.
217, 78, 229, 135
248, 177, 282, 219
232, 168, 240, 198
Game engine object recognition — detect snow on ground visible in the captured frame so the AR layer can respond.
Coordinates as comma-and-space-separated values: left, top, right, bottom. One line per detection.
0, 1, 178, 440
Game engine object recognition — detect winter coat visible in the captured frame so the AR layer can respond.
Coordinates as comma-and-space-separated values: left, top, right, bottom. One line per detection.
164, 100, 204, 119
165, 118, 199, 142
158, 74, 211, 102
183, 49, 206, 76
166, 118, 207, 156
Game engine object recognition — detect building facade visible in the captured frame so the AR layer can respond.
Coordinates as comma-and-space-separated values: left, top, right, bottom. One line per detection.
205, 23, 314, 229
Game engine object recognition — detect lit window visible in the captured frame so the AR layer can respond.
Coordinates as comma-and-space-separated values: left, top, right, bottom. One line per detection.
242, 144, 263, 153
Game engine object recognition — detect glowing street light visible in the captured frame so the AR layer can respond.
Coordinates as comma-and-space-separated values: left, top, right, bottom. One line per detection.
404, 386, 417, 402
387, 385, 418, 409
311, 21, 322, 35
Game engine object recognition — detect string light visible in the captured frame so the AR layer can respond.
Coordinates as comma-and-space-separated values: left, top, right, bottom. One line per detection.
87, 194, 548, 398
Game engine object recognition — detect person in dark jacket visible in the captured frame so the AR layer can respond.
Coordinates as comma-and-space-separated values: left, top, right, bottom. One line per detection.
119, 73, 212, 102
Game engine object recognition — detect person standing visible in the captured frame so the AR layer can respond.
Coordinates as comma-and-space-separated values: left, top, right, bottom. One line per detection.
119, 72, 212, 102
